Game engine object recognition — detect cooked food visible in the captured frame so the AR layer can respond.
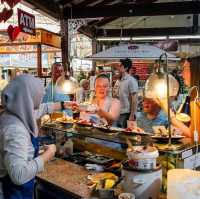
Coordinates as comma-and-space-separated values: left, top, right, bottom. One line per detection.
127, 145, 157, 153
109, 127, 124, 132
176, 113, 191, 123
125, 127, 144, 133
56, 117, 76, 123
87, 172, 118, 190
152, 125, 185, 138
79, 102, 97, 112
77, 119, 92, 126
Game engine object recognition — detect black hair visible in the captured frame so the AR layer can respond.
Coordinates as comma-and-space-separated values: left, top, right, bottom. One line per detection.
120, 58, 132, 72
98, 66, 104, 70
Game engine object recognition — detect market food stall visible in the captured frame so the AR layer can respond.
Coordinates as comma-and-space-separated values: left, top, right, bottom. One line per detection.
0, 0, 199, 199
34, 112, 200, 199
0, 28, 61, 77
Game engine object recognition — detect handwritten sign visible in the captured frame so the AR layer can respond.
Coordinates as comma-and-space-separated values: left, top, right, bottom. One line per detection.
18, 8, 35, 35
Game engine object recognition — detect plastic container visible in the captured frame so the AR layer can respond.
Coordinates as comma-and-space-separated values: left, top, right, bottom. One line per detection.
97, 189, 114, 199
64, 139, 73, 155
127, 146, 159, 170
118, 193, 135, 199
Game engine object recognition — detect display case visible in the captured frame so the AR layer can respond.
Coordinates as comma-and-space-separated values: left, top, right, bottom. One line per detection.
40, 122, 200, 194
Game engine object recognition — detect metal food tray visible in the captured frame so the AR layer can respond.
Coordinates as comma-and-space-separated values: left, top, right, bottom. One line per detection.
70, 152, 114, 165
85, 154, 114, 164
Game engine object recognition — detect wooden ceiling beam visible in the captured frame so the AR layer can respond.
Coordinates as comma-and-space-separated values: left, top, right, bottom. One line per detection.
59, 0, 74, 6
25, 0, 59, 19
75, 0, 99, 7
64, 1, 200, 18
94, 0, 117, 7
95, 27, 195, 37
94, 17, 118, 27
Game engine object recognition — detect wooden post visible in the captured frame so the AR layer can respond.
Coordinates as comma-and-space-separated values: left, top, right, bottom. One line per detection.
60, 6, 69, 72
92, 39, 97, 72
37, 44, 42, 77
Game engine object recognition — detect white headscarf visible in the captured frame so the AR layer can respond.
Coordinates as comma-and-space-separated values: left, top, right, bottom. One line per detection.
1, 74, 44, 136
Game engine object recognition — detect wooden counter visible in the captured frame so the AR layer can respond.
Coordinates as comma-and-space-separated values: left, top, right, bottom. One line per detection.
36, 159, 92, 198
36, 158, 167, 199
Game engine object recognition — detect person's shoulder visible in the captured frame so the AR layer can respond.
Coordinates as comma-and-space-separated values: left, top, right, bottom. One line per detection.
111, 97, 120, 105
128, 74, 138, 83
158, 110, 168, 120
2, 123, 28, 139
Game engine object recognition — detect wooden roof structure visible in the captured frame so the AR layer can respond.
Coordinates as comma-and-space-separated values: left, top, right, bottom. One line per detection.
22, 0, 200, 38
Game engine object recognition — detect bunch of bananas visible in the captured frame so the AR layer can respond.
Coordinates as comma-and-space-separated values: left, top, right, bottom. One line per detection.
157, 155, 176, 193
87, 172, 118, 190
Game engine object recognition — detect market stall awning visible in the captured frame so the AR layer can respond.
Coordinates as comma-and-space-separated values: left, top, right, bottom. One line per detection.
86, 44, 178, 60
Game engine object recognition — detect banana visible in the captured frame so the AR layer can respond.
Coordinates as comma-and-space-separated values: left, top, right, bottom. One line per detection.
162, 176, 167, 193
160, 160, 176, 170
104, 179, 115, 189
167, 156, 176, 165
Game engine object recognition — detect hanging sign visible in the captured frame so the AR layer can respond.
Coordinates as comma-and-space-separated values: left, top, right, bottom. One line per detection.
1, 0, 21, 8
18, 8, 35, 35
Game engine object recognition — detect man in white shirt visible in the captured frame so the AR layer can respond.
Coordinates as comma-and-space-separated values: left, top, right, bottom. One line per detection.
114, 58, 138, 128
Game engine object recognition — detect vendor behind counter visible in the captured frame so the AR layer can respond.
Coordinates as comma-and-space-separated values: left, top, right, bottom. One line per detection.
137, 98, 168, 134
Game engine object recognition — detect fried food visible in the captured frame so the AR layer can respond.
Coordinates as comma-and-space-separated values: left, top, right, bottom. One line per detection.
56, 117, 76, 123
87, 172, 118, 190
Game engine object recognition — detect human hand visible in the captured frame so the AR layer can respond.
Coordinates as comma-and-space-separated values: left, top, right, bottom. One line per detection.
64, 101, 79, 111
129, 113, 136, 121
40, 144, 56, 163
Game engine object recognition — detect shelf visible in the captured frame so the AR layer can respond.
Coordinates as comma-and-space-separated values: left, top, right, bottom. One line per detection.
42, 122, 150, 146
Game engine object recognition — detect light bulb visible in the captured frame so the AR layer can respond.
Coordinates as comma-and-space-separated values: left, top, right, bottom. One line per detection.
154, 80, 167, 98
145, 73, 179, 99
56, 74, 78, 95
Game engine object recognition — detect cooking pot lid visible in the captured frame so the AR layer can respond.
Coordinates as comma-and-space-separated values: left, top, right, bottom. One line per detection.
122, 160, 161, 173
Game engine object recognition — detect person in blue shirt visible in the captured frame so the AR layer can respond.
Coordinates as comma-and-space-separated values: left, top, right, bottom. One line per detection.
137, 97, 168, 134
137, 97, 191, 137
42, 62, 72, 116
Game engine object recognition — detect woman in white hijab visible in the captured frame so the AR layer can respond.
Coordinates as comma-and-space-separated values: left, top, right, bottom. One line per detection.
0, 74, 57, 199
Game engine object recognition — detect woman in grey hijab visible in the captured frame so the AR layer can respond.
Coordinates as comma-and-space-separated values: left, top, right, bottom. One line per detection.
0, 74, 57, 199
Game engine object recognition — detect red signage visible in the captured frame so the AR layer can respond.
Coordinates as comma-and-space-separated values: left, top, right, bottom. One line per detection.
0, 8, 13, 23
18, 8, 35, 35
133, 62, 149, 80
1, 0, 21, 8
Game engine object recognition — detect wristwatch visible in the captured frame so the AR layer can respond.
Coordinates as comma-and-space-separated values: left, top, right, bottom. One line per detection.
60, 101, 65, 110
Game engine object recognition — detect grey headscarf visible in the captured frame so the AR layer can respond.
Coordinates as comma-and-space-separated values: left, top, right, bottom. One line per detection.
1, 74, 44, 136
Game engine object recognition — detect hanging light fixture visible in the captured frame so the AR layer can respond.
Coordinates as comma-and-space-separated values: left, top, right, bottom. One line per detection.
56, 72, 78, 95
145, 56, 179, 99
56, 5, 78, 95
145, 53, 179, 145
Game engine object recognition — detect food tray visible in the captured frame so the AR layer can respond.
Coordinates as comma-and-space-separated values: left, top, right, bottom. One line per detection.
70, 152, 114, 165
151, 135, 185, 142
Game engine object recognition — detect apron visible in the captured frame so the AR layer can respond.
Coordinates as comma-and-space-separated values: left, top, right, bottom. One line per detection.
0, 135, 39, 199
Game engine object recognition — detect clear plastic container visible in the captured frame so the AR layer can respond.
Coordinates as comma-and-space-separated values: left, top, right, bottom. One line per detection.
64, 139, 73, 155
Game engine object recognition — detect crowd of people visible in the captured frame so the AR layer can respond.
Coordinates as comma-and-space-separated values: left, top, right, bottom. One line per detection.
0, 58, 192, 199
